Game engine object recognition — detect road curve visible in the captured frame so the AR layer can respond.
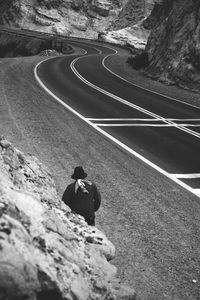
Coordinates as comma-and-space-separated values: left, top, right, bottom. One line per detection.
1, 27, 200, 300
35, 40, 200, 198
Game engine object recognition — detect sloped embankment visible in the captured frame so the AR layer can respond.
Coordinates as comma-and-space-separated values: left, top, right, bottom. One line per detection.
0, 137, 136, 299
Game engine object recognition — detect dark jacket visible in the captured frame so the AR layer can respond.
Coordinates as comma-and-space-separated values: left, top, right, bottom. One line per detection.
62, 180, 101, 220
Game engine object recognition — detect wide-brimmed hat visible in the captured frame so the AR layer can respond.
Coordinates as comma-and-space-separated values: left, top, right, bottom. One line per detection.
71, 166, 87, 180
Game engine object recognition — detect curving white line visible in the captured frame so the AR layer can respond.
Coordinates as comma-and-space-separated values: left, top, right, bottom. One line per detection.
99, 43, 200, 111
71, 56, 200, 139
68, 40, 200, 138
82, 39, 200, 112
34, 54, 200, 198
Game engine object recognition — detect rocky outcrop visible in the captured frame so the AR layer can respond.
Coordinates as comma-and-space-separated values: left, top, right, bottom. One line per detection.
145, 0, 200, 90
100, 22, 150, 49
0, 137, 136, 299
0, 0, 156, 47
0, 0, 127, 39
100, 0, 154, 48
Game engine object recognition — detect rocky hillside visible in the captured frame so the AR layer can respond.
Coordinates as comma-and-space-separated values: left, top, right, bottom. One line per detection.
145, 0, 200, 91
0, 0, 129, 39
0, 137, 136, 299
100, 0, 155, 48
0, 0, 156, 47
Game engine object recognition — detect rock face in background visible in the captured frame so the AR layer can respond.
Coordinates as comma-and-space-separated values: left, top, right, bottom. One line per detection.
0, 0, 156, 48
2, 1, 199, 88
0, 137, 136, 299
145, 0, 200, 90
101, 22, 150, 49
100, 0, 156, 48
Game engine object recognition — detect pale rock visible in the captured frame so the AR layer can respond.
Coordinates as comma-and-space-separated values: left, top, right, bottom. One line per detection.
70, 12, 89, 31
91, 0, 113, 17
100, 0, 152, 48
0, 0, 154, 44
0, 137, 136, 299
102, 23, 150, 49
71, 277, 90, 300
36, 7, 62, 22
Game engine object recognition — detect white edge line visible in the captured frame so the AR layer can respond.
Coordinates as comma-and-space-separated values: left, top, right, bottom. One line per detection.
81, 40, 200, 111
194, 189, 200, 195
34, 57, 200, 199
88, 118, 161, 121
100, 46, 200, 111
66, 39, 200, 111
91, 123, 200, 128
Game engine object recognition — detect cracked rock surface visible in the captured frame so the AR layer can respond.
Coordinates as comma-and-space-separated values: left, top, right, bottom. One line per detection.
145, 0, 200, 91
0, 137, 136, 300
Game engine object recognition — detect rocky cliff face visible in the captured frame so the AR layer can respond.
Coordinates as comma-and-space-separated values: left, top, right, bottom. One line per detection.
0, 0, 128, 39
101, 0, 155, 48
0, 0, 156, 47
0, 137, 136, 299
145, 0, 200, 90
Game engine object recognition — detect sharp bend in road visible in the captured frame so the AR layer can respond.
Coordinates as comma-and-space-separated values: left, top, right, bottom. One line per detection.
34, 40, 200, 198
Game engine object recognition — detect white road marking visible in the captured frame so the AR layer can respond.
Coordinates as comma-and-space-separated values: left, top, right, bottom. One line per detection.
194, 189, 200, 195
87, 118, 200, 122
88, 118, 200, 127
34, 56, 200, 199
88, 118, 157, 121
172, 173, 200, 179
95, 123, 173, 127
71, 57, 200, 139
68, 39, 200, 115
94, 124, 200, 127
182, 124, 200, 127
170, 119, 200, 121
100, 45, 200, 111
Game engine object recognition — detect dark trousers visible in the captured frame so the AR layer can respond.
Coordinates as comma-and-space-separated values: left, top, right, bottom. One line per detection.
85, 215, 95, 226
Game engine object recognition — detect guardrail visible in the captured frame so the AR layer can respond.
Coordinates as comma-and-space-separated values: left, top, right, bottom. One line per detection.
0, 25, 132, 50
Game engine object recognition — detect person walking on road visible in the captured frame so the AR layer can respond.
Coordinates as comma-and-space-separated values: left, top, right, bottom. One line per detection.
62, 166, 101, 226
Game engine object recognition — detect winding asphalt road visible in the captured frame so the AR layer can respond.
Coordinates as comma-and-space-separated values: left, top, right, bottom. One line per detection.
35, 40, 200, 198
1, 26, 200, 299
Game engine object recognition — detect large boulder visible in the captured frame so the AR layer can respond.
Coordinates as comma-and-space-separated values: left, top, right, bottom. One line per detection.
0, 137, 136, 299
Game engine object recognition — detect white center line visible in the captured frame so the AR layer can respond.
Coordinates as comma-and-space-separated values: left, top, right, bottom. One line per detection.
87, 118, 200, 122
95, 123, 173, 127
87, 118, 161, 121
34, 51, 200, 199
71, 58, 200, 139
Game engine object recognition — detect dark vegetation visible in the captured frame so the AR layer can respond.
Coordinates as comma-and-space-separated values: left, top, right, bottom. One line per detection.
127, 51, 149, 70
185, 48, 200, 71
0, 31, 73, 57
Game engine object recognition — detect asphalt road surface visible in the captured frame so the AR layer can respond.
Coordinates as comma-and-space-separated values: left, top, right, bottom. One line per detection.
1, 32, 200, 299
36, 40, 200, 199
